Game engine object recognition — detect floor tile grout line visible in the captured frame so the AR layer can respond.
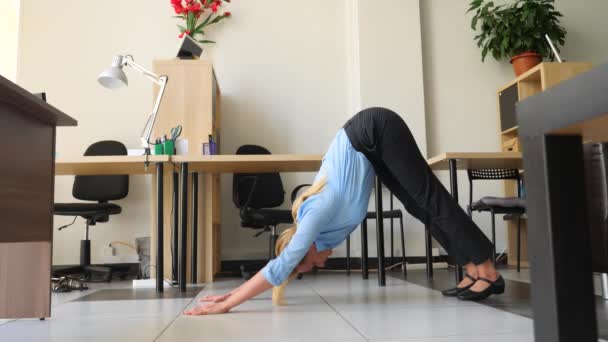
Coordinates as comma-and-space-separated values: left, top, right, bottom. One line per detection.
309, 285, 370, 342
0, 320, 17, 329
153, 286, 205, 342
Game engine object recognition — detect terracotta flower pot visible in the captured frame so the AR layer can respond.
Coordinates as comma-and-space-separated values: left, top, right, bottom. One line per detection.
510, 51, 542, 77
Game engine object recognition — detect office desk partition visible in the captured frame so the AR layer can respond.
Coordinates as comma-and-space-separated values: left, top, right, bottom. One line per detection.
1, 75, 76, 319
518, 64, 608, 341
55, 155, 170, 293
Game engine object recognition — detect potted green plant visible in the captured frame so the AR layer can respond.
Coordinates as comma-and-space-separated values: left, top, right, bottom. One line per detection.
468, 0, 567, 76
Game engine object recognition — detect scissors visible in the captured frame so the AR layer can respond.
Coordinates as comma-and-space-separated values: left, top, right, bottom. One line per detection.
170, 125, 182, 141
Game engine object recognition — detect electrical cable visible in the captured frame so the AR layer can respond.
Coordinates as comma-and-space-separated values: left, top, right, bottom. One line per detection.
57, 217, 78, 231
110, 241, 138, 252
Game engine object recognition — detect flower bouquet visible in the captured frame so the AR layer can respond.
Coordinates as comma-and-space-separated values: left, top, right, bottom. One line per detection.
171, 0, 232, 44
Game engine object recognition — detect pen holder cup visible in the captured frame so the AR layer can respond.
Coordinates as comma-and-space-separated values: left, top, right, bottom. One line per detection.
163, 140, 175, 156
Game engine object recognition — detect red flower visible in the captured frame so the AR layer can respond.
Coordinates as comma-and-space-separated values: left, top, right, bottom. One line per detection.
187, 2, 201, 13
179, 29, 192, 38
172, 0, 185, 14
211, 2, 219, 13
223, 11, 231, 17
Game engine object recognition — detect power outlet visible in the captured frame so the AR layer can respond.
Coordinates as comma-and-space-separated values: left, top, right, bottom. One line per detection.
103, 245, 115, 257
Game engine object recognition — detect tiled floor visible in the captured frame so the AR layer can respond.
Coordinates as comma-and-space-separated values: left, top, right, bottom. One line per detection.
0, 272, 550, 342
395, 267, 608, 341
3, 270, 606, 341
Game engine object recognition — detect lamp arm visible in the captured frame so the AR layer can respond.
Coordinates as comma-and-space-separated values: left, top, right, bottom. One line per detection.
140, 75, 169, 147
124, 57, 164, 85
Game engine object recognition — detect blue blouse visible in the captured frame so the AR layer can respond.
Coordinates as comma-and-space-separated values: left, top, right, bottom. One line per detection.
262, 129, 375, 286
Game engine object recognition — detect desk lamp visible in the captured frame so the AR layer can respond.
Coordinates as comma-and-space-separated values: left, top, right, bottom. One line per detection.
98, 55, 168, 156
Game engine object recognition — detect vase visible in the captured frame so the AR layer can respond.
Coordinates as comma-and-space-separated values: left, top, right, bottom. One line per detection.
177, 35, 203, 60
510, 52, 542, 77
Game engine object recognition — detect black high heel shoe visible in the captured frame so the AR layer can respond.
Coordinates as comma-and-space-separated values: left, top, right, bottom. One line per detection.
441, 274, 477, 297
457, 275, 505, 301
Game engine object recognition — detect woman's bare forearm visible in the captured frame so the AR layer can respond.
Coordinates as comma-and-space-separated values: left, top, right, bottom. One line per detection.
220, 271, 273, 311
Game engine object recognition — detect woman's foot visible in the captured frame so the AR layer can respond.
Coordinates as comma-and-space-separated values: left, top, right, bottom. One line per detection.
457, 275, 505, 301
441, 263, 478, 297
441, 274, 477, 297
457, 259, 505, 301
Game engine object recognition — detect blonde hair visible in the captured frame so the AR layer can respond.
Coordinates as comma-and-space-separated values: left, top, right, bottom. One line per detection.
271, 177, 327, 306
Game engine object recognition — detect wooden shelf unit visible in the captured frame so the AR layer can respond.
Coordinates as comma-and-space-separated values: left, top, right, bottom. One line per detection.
150, 59, 222, 283
496, 62, 593, 267
498, 62, 593, 152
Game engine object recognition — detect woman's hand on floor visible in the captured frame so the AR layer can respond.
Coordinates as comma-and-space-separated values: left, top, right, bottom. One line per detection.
198, 293, 232, 303
183, 302, 229, 316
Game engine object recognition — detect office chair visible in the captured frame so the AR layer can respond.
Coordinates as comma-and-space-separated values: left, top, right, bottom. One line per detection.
467, 169, 526, 271
233, 145, 310, 277
53, 141, 129, 285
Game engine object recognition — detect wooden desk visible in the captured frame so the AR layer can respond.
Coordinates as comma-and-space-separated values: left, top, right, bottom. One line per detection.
0, 75, 76, 319
168, 154, 323, 289
518, 64, 608, 341
55, 155, 170, 293
428, 152, 523, 171
426, 152, 524, 282
56, 155, 168, 175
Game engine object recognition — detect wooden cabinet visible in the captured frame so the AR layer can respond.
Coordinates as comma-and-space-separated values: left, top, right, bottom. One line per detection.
0, 75, 77, 318
150, 59, 222, 283
497, 62, 593, 267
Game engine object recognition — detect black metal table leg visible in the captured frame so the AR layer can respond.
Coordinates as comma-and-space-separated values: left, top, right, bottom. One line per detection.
375, 177, 386, 286
156, 162, 164, 293
523, 135, 597, 341
390, 195, 394, 267
346, 236, 351, 275
425, 227, 433, 279
172, 172, 179, 283
191, 172, 198, 284
361, 219, 368, 279
448, 159, 463, 283
179, 163, 188, 292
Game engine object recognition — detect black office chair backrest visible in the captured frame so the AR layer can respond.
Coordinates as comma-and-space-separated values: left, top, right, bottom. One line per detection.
73, 141, 129, 202
232, 145, 285, 209
467, 169, 521, 206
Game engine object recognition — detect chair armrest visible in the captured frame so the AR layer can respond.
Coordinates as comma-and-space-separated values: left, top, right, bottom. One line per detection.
291, 184, 312, 203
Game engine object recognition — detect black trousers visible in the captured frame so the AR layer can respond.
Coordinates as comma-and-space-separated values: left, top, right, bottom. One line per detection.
344, 107, 493, 266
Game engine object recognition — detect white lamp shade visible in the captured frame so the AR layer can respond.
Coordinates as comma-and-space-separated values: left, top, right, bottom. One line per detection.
98, 66, 128, 89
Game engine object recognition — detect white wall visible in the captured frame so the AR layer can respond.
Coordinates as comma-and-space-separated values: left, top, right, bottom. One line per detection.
354, 0, 429, 259
206, 0, 352, 259
17, 0, 428, 264
421, 0, 608, 254
20, 0, 604, 266
0, 0, 20, 81
18, 0, 180, 265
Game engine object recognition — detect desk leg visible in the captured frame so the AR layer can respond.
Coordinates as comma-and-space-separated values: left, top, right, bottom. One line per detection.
448, 159, 463, 283
361, 220, 368, 279
375, 177, 386, 287
156, 162, 164, 293
179, 163, 189, 292
524, 135, 597, 341
425, 228, 433, 279
191, 172, 198, 284
172, 172, 179, 283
